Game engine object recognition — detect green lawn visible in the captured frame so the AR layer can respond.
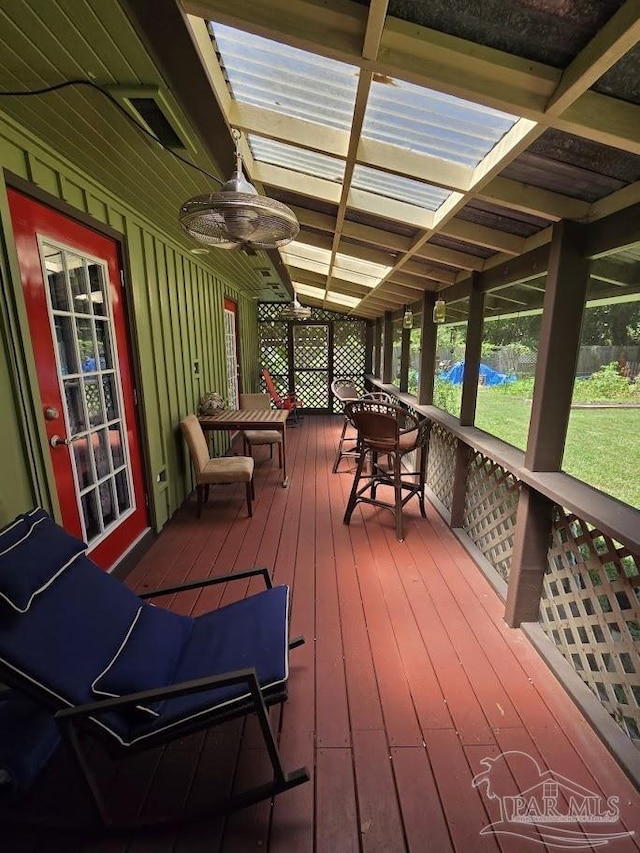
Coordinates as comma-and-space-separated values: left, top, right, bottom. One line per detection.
474, 391, 640, 509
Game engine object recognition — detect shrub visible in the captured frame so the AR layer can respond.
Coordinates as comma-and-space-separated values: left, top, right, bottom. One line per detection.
572, 363, 640, 404
433, 378, 461, 415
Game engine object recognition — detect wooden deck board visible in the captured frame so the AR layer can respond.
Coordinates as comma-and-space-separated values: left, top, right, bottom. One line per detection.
5, 415, 639, 851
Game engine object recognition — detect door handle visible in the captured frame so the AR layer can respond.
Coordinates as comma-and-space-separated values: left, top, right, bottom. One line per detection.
50, 434, 72, 448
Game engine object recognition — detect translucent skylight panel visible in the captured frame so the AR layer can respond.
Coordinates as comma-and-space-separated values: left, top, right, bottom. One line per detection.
280, 241, 331, 275
326, 291, 361, 307
211, 23, 358, 131
333, 252, 391, 287
248, 136, 345, 182
352, 164, 451, 211
294, 282, 325, 299
362, 77, 518, 167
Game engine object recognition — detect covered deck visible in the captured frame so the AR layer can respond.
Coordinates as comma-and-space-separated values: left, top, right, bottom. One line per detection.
4, 416, 639, 851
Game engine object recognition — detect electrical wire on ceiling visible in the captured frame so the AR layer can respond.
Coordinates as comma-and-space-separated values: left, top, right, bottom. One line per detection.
0, 79, 224, 185
0, 79, 300, 252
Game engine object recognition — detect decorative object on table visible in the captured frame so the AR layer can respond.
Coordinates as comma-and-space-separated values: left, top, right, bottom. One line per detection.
197, 391, 226, 417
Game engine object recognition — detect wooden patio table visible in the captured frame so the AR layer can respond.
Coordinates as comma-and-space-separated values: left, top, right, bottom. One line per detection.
199, 408, 290, 488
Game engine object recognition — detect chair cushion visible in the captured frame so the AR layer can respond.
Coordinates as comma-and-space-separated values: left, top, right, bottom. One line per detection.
0, 507, 51, 551
0, 513, 87, 613
92, 603, 194, 717
398, 427, 420, 453
0, 554, 142, 723
200, 456, 254, 484
123, 585, 290, 746
243, 429, 282, 445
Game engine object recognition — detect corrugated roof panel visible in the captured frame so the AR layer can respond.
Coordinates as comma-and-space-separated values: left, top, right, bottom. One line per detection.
362, 76, 518, 167
352, 164, 451, 210
333, 252, 391, 287
248, 135, 345, 182
211, 23, 358, 131
280, 241, 331, 276
326, 291, 361, 307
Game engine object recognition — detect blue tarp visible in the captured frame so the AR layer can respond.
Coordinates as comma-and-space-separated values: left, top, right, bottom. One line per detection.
439, 361, 516, 386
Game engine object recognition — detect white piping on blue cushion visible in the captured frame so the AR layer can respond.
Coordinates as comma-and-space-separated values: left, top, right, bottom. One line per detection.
0, 585, 291, 748
0, 548, 86, 614
0, 516, 48, 554
91, 606, 159, 718
0, 518, 24, 541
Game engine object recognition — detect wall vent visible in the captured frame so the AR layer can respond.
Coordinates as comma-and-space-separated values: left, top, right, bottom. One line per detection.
106, 86, 196, 154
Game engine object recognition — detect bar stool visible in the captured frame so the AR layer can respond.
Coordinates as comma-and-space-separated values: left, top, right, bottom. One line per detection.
342, 399, 429, 541
331, 379, 361, 473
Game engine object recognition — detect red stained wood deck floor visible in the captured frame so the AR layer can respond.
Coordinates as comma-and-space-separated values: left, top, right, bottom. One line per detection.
3, 415, 639, 852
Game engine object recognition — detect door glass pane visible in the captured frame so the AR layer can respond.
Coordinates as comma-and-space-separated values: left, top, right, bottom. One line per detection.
42, 239, 136, 547
109, 425, 124, 468
93, 429, 111, 479
115, 470, 131, 513
68, 254, 89, 305
95, 320, 112, 369
77, 318, 96, 372
103, 374, 117, 420
43, 245, 69, 312
84, 378, 104, 426
87, 262, 107, 317
99, 481, 116, 526
64, 379, 87, 434
55, 316, 78, 376
81, 489, 101, 540
73, 437, 94, 490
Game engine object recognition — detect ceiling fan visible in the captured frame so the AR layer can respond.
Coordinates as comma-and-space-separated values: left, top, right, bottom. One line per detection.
179, 130, 299, 251
280, 291, 312, 321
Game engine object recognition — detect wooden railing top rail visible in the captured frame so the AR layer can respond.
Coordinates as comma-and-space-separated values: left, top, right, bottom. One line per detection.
364, 375, 640, 554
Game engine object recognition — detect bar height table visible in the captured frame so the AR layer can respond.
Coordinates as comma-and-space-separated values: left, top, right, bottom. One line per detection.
198, 409, 290, 488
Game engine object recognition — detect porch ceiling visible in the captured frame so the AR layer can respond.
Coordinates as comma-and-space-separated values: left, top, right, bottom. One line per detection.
1, 0, 639, 319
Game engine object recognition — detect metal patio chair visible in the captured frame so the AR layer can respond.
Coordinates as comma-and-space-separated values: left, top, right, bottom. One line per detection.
0, 508, 309, 828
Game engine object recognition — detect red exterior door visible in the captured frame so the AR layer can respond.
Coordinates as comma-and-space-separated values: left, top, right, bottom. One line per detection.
8, 188, 148, 569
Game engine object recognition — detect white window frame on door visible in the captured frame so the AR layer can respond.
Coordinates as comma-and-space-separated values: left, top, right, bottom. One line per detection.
224, 302, 239, 409
37, 234, 136, 546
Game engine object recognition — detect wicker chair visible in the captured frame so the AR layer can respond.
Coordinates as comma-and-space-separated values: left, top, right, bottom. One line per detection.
342, 400, 430, 542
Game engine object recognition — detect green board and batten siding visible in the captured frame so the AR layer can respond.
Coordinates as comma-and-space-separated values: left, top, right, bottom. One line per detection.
0, 113, 258, 532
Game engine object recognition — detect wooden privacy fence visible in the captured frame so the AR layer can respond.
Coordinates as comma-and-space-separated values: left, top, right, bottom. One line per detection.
367, 378, 640, 750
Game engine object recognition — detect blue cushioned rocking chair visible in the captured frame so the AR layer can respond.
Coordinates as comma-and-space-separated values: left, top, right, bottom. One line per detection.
0, 509, 309, 829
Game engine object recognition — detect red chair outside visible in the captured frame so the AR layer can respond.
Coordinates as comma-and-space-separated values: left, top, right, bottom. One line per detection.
261, 368, 303, 425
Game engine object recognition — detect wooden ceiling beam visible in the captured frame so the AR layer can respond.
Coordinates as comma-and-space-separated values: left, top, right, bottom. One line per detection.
546, 0, 640, 116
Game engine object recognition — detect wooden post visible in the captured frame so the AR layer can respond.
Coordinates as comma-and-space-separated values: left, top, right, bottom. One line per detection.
526, 220, 590, 471
506, 219, 589, 626
459, 272, 484, 427
449, 442, 470, 528
418, 291, 437, 406
505, 487, 555, 626
365, 321, 373, 374
374, 318, 382, 377
382, 311, 393, 384
399, 318, 411, 393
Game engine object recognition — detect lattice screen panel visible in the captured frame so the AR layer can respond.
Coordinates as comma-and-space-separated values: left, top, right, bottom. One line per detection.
540, 509, 640, 746
426, 423, 457, 511
463, 450, 520, 581
257, 304, 367, 411
258, 320, 288, 374
332, 321, 366, 412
